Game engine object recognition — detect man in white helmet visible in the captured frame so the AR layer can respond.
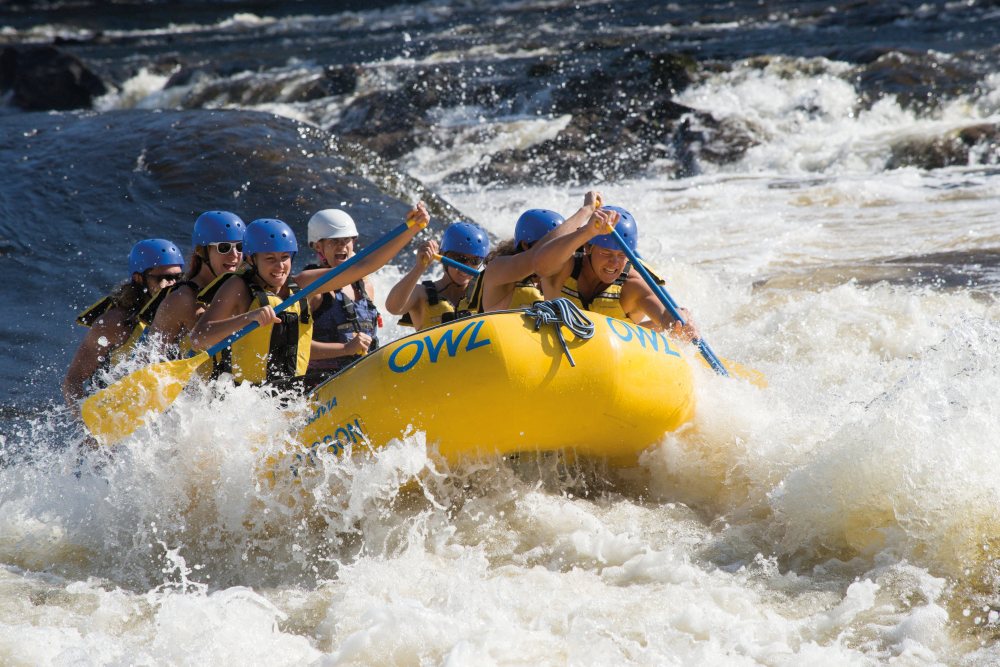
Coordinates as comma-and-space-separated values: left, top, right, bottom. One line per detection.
303, 209, 381, 386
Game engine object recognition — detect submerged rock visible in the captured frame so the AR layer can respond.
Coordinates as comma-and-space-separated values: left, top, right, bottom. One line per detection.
0, 45, 107, 111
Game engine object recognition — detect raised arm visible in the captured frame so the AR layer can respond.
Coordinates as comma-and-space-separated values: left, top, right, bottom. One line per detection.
296, 202, 430, 294
532, 206, 619, 279
384, 239, 437, 315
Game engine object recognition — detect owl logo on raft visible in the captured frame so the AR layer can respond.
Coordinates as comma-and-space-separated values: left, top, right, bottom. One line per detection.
605, 317, 680, 357
387, 319, 491, 373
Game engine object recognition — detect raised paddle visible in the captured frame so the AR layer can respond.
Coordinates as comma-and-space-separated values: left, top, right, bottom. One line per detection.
606, 226, 730, 376
82, 216, 426, 445
434, 252, 480, 276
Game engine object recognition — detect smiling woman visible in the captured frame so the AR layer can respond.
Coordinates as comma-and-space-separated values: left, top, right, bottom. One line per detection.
145, 210, 247, 359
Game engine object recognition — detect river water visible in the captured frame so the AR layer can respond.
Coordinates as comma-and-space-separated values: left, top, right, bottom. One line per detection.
1, 1, 999, 663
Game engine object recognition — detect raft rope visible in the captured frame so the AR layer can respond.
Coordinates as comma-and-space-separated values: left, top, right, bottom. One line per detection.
524, 298, 595, 367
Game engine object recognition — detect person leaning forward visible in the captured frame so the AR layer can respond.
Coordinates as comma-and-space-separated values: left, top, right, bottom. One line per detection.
531, 205, 699, 339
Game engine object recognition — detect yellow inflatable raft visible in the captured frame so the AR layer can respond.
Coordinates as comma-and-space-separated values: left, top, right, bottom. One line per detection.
295, 304, 694, 467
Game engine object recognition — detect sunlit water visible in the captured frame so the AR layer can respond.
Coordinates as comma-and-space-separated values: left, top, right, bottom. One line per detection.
3, 2, 1000, 664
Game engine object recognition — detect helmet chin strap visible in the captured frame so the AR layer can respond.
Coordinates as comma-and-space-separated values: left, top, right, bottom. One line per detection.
249, 257, 280, 291
200, 248, 218, 278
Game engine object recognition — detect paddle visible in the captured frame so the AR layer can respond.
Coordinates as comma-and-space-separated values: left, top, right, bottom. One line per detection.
82, 216, 425, 444
605, 226, 730, 376
434, 252, 480, 276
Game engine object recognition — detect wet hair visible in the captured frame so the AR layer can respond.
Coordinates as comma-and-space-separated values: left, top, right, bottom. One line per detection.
109, 278, 151, 318
184, 247, 208, 280
483, 238, 518, 265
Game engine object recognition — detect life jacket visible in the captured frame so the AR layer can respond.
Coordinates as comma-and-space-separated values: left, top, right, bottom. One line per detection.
463, 271, 542, 314
308, 279, 380, 372
510, 278, 544, 309
560, 254, 633, 322
133, 279, 203, 358
210, 269, 313, 386
398, 280, 457, 331
135, 279, 197, 326
76, 293, 148, 369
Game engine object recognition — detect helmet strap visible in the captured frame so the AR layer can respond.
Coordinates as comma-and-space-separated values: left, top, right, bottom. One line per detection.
197, 247, 217, 278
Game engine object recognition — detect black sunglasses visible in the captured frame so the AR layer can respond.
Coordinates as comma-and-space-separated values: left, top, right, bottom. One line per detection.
146, 272, 182, 283
209, 241, 243, 254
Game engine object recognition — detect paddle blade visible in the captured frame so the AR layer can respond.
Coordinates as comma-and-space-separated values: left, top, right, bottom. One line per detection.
697, 355, 768, 388
81, 352, 209, 445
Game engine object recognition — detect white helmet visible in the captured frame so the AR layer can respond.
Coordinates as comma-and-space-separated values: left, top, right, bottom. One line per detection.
308, 209, 357, 243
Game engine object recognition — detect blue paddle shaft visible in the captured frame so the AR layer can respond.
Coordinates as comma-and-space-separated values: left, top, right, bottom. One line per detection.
206, 219, 415, 357
438, 254, 480, 276
608, 227, 729, 377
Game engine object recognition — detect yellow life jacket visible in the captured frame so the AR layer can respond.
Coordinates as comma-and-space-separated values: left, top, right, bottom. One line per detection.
398, 280, 456, 331
560, 254, 633, 322
462, 269, 542, 314
211, 270, 313, 385
509, 278, 544, 309
76, 294, 148, 368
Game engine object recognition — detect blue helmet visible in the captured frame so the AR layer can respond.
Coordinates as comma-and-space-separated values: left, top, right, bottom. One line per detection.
441, 221, 489, 258
514, 209, 564, 247
243, 218, 298, 256
589, 206, 638, 253
192, 210, 246, 247
129, 238, 185, 275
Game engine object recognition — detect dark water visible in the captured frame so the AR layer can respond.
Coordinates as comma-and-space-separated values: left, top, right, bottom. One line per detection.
0, 0, 998, 408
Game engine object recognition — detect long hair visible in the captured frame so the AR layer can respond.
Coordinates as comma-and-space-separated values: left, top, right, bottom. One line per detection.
484, 238, 518, 265
185, 247, 208, 280
108, 278, 150, 319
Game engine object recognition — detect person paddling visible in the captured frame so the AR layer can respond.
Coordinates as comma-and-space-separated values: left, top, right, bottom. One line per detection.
463, 191, 608, 314
532, 206, 699, 338
190, 203, 428, 390
145, 210, 246, 358
63, 238, 185, 407
301, 208, 381, 386
384, 221, 489, 330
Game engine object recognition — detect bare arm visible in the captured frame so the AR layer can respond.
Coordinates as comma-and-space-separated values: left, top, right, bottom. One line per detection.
189, 278, 279, 351
310, 334, 372, 360
62, 309, 130, 407
384, 239, 436, 315
483, 191, 606, 306
622, 276, 699, 340
147, 286, 199, 350
532, 207, 618, 279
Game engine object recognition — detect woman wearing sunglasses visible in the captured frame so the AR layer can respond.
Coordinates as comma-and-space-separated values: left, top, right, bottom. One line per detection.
385, 221, 489, 331
63, 238, 185, 408
145, 210, 246, 358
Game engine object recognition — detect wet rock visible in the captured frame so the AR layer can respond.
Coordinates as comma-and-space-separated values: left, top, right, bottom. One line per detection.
852, 50, 980, 111
886, 123, 1000, 170
331, 49, 755, 184
452, 50, 750, 184
335, 89, 426, 159
293, 64, 361, 101
0, 46, 107, 111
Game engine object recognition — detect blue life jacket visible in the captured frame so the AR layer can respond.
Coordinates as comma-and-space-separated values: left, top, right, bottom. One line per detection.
309, 279, 380, 372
